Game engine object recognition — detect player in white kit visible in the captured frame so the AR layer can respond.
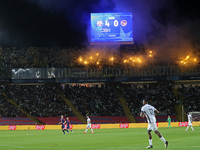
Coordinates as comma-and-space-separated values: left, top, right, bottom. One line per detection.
84, 116, 94, 134
185, 112, 194, 131
140, 99, 168, 149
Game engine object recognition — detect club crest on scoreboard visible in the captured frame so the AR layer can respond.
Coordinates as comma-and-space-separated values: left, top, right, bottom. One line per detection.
97, 21, 103, 27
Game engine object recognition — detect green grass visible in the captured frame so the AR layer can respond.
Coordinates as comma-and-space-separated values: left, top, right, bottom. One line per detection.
0, 127, 200, 149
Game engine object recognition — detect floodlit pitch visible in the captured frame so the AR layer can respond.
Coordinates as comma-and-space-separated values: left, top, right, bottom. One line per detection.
0, 127, 200, 150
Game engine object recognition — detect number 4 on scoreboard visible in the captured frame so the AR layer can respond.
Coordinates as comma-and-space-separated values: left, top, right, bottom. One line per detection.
105, 20, 110, 27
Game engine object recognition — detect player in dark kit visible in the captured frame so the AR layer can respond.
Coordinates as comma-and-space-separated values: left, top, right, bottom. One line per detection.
59, 115, 66, 134
66, 117, 74, 133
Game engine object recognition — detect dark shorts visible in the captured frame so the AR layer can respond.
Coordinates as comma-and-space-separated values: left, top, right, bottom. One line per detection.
61, 124, 65, 129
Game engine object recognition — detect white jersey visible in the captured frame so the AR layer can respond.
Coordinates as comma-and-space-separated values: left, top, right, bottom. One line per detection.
141, 104, 157, 123
187, 114, 192, 123
87, 118, 91, 125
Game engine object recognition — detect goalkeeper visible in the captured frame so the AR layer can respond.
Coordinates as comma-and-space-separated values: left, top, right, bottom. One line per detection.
166, 116, 172, 128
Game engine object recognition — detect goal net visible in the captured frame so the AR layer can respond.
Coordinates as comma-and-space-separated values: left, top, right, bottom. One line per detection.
190, 112, 200, 121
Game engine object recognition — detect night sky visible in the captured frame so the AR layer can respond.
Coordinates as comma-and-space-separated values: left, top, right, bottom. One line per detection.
0, 0, 199, 48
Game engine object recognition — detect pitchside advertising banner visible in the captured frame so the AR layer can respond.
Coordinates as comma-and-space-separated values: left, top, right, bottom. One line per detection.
178, 122, 188, 127
9, 125, 16, 130
35, 125, 45, 130
92, 124, 101, 129
64, 125, 73, 130
119, 123, 129, 128
3, 122, 200, 130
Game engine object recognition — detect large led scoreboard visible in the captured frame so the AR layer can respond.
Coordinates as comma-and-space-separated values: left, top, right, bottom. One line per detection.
91, 13, 133, 44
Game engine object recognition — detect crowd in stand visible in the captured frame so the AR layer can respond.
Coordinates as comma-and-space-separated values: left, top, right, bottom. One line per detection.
118, 84, 176, 116
0, 91, 25, 117
1, 47, 199, 79
0, 47, 81, 78
62, 85, 124, 116
178, 85, 200, 112
0, 83, 179, 118
0, 47, 81, 68
3, 84, 73, 117
1, 83, 199, 118
1, 84, 125, 117
0, 45, 199, 120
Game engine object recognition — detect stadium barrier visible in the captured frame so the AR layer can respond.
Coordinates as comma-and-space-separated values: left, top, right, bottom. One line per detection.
0, 116, 176, 125
0, 122, 199, 130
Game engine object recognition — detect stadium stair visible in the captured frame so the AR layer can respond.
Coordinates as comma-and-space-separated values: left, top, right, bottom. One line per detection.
115, 89, 137, 123
175, 104, 187, 122
59, 93, 87, 124
173, 88, 187, 122
1, 91, 45, 125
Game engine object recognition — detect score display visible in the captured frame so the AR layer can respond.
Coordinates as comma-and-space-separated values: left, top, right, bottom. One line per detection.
91, 13, 133, 44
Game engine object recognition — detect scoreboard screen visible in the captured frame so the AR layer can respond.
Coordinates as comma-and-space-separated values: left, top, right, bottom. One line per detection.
91, 13, 133, 44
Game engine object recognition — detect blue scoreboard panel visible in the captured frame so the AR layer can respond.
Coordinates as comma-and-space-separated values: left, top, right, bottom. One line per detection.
91, 13, 133, 44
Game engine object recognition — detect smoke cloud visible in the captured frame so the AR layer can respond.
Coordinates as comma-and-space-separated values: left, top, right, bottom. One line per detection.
0, 0, 199, 62
113, 0, 200, 60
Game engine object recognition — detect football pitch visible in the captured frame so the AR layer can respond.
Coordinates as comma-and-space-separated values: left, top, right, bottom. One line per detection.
0, 127, 200, 150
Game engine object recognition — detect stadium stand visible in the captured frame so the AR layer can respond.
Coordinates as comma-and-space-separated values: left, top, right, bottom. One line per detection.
62, 85, 125, 116
0, 91, 25, 117
36, 117, 83, 125
36, 116, 129, 125
135, 115, 177, 123
0, 117, 36, 125
0, 83, 180, 124
118, 84, 176, 116
178, 85, 200, 112
4, 84, 73, 117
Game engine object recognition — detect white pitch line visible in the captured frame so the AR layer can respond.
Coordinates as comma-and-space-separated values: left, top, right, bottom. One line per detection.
30, 146, 200, 149
0, 145, 24, 148
1, 145, 200, 149
191, 146, 200, 147
12, 147, 137, 149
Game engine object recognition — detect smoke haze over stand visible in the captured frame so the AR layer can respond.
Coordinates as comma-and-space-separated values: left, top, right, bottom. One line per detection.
0, 0, 199, 63
114, 0, 200, 61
